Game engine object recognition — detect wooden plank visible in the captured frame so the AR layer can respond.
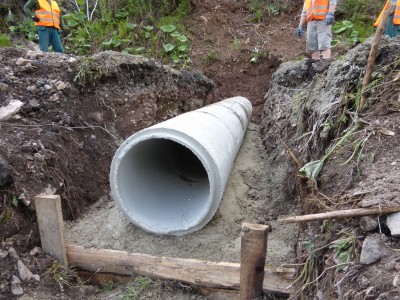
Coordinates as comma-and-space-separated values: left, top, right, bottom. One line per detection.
279, 206, 400, 224
35, 195, 67, 266
66, 244, 294, 295
240, 223, 269, 300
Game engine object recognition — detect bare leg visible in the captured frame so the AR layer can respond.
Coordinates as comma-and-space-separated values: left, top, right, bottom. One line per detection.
311, 51, 321, 59
321, 48, 331, 59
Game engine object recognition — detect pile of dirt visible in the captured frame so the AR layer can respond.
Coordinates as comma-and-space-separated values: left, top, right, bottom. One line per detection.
0, 48, 215, 299
260, 36, 400, 298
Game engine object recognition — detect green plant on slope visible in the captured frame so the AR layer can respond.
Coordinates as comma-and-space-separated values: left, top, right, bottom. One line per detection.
0, 34, 11, 47
160, 24, 190, 65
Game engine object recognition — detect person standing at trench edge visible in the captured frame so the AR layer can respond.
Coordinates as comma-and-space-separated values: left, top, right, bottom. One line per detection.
24, 0, 65, 53
296, 0, 337, 60
374, 0, 400, 38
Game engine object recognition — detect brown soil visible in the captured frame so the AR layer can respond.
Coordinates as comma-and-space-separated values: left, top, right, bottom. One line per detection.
6, 1, 400, 299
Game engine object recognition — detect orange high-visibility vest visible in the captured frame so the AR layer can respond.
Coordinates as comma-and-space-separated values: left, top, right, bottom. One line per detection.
374, 0, 400, 27
34, 0, 61, 29
304, 0, 330, 22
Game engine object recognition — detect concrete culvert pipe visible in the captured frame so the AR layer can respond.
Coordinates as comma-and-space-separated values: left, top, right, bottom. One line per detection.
110, 96, 252, 235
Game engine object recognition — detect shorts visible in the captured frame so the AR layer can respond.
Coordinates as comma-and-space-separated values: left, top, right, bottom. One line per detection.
306, 20, 332, 53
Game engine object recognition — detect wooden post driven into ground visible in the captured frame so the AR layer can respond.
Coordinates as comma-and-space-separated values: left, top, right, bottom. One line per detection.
240, 223, 270, 300
34, 195, 67, 266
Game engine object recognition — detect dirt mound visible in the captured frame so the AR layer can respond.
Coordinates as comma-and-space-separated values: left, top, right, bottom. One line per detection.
261, 36, 400, 298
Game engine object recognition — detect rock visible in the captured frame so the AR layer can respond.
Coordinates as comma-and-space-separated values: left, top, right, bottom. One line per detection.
15, 57, 32, 66
8, 247, 19, 259
26, 42, 40, 52
56, 81, 67, 90
0, 282, 8, 293
386, 212, 400, 236
359, 216, 379, 232
0, 100, 24, 121
0, 82, 8, 92
0, 162, 14, 188
29, 246, 43, 256
32, 274, 40, 282
28, 99, 40, 109
360, 234, 385, 265
10, 275, 23, 295
17, 260, 33, 281
0, 249, 8, 259
393, 275, 399, 287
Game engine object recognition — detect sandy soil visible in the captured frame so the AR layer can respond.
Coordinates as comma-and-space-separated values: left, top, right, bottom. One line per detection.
65, 123, 298, 267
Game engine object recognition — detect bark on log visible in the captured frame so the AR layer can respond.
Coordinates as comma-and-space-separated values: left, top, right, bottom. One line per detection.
66, 244, 294, 295
240, 223, 269, 300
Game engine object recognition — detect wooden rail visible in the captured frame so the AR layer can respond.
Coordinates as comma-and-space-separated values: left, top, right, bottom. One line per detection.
66, 244, 294, 295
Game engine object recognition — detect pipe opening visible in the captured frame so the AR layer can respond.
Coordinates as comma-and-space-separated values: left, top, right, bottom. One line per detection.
116, 138, 210, 233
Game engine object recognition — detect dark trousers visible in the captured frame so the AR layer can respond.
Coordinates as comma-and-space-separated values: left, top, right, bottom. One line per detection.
36, 26, 64, 53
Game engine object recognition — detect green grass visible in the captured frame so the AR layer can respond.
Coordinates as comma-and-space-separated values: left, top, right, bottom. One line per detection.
0, 34, 11, 47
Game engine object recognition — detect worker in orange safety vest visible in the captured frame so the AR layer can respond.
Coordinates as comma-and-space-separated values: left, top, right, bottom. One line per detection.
24, 0, 65, 53
296, 0, 337, 60
374, 0, 400, 37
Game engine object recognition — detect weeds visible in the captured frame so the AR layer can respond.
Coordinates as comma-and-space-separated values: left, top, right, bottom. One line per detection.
292, 229, 359, 298
74, 56, 104, 86
120, 276, 153, 300
48, 261, 82, 293
0, 34, 11, 47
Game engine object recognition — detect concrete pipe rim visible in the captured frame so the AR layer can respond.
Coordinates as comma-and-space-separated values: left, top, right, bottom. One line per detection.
110, 128, 221, 235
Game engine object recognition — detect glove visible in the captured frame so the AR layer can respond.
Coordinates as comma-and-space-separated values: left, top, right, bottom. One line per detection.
31, 16, 40, 22
296, 26, 303, 38
325, 12, 334, 25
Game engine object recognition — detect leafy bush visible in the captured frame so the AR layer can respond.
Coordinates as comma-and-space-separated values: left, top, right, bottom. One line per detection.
336, 0, 385, 39
61, 0, 191, 65
0, 34, 11, 47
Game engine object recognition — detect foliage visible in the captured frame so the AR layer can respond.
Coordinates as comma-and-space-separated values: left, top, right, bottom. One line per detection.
332, 20, 361, 48
9, 20, 37, 42
335, 0, 385, 43
120, 276, 153, 300
60, 0, 191, 65
0, 34, 11, 47
48, 261, 85, 294
245, 0, 289, 22
74, 56, 104, 86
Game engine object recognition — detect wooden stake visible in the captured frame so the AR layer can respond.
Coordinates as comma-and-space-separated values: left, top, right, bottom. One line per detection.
66, 244, 293, 295
240, 223, 270, 300
359, 2, 395, 110
35, 195, 67, 266
279, 206, 400, 224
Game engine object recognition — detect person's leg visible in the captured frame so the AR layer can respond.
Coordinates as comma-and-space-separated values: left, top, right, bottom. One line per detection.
37, 26, 50, 52
321, 48, 331, 59
306, 21, 319, 59
316, 21, 332, 59
50, 28, 64, 53
311, 51, 321, 59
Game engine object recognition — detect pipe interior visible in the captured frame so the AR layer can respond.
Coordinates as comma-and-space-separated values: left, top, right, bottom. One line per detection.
116, 138, 210, 232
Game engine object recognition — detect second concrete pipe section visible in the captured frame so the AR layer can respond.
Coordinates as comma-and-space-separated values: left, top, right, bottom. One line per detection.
110, 96, 252, 235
